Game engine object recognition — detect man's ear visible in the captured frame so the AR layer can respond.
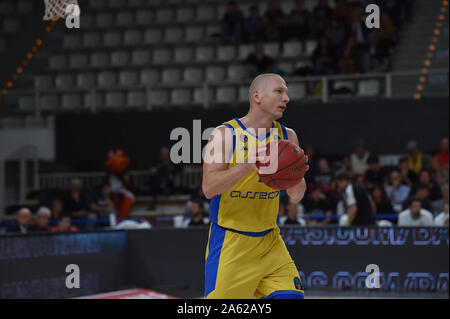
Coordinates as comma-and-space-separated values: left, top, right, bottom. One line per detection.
253, 90, 262, 104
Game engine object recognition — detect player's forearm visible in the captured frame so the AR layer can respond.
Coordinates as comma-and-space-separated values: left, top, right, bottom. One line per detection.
287, 178, 307, 203
202, 164, 253, 199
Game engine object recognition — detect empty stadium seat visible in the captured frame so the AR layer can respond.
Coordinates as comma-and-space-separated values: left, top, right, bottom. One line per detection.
140, 70, 160, 85
288, 83, 307, 100
171, 89, 192, 105
124, 30, 141, 45
96, 12, 114, 28
55, 74, 75, 88
108, 0, 127, 8
278, 62, 294, 74
77, 73, 96, 88
282, 41, 302, 58
3, 18, 20, 33
184, 68, 203, 83
174, 48, 194, 63
165, 28, 183, 43
80, 14, 94, 28
153, 48, 172, 64
128, 0, 146, 8
69, 54, 88, 68
357, 80, 380, 96
156, 9, 174, 23
206, 66, 226, 82
238, 86, 249, 102
196, 47, 215, 62
91, 52, 110, 68
63, 34, 81, 48
18, 96, 34, 111
150, 90, 169, 106
206, 25, 221, 37
127, 91, 146, 107
34, 75, 53, 90
25, 116, 45, 128
83, 32, 101, 48
193, 87, 212, 104
119, 70, 139, 86
110, 50, 130, 66
62, 94, 82, 109
217, 46, 236, 62
196, 6, 215, 22
228, 64, 248, 80
98, 71, 118, 86
216, 87, 237, 103
144, 29, 162, 44
116, 11, 134, 26
305, 40, 317, 56
49, 55, 68, 69
176, 7, 195, 22
40, 94, 59, 110
131, 50, 150, 65
105, 92, 126, 107
264, 43, 279, 58
162, 69, 182, 83
103, 31, 122, 47
0, 2, 15, 15
84, 92, 103, 108
136, 10, 154, 26
185, 26, 203, 42
239, 44, 254, 60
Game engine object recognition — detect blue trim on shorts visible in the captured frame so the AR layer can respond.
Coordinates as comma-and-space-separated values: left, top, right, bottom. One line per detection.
226, 227, 273, 237
204, 223, 226, 298
209, 195, 221, 225
261, 290, 304, 299
280, 124, 288, 140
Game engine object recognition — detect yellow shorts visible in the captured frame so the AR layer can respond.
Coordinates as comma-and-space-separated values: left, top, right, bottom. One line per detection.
204, 223, 305, 299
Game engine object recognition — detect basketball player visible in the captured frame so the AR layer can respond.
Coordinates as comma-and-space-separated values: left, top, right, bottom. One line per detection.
202, 73, 309, 299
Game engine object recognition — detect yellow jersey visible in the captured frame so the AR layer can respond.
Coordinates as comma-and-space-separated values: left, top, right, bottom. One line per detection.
209, 118, 288, 233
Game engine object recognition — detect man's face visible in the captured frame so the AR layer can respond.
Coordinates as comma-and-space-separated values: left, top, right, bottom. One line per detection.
59, 218, 71, 231
37, 215, 50, 228
410, 201, 421, 215
390, 171, 401, 185
318, 159, 329, 173
191, 202, 202, 216
440, 138, 449, 152
368, 162, 379, 171
257, 76, 290, 120
17, 209, 32, 226
337, 179, 348, 192
102, 185, 111, 195
310, 189, 321, 202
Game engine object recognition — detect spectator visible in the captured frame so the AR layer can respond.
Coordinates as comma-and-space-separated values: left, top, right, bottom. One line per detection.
8, 208, 32, 234
325, 18, 347, 54
311, 36, 336, 75
187, 199, 210, 227
433, 137, 449, 177
338, 35, 360, 74
51, 214, 78, 233
385, 169, 411, 212
279, 202, 306, 225
288, 0, 312, 42
409, 184, 434, 213
413, 170, 442, 201
245, 42, 275, 76
302, 187, 333, 225
336, 172, 376, 226
430, 157, 447, 186
434, 203, 449, 226
263, 1, 284, 41
361, 32, 389, 72
406, 140, 431, 175
30, 207, 51, 232
398, 198, 433, 226
244, 5, 265, 43
89, 182, 117, 218
397, 157, 418, 187
333, 0, 351, 26
351, 139, 370, 175
312, 0, 333, 37
313, 158, 335, 194
432, 184, 449, 214
64, 178, 88, 219
334, 155, 352, 177
376, 12, 396, 51
365, 155, 386, 189
221, 1, 244, 43
51, 198, 64, 220
348, 8, 366, 46
149, 146, 181, 209
371, 184, 395, 215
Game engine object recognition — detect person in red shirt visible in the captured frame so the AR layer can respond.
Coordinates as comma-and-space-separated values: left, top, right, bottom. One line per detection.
51, 215, 78, 233
434, 137, 449, 167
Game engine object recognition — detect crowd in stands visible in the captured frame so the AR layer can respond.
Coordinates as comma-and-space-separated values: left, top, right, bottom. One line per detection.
228, 0, 412, 78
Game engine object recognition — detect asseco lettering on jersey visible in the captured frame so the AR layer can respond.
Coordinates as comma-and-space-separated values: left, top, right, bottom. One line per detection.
229, 190, 280, 200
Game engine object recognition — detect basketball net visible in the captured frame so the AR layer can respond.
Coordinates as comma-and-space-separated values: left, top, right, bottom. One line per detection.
43, 0, 80, 21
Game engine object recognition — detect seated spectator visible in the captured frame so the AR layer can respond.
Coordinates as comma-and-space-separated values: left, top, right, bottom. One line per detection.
430, 157, 446, 187
245, 42, 275, 76
30, 207, 51, 232
398, 198, 433, 226
336, 172, 376, 226
333, 0, 351, 26
338, 36, 360, 74
8, 207, 32, 234
413, 170, 442, 201
51, 215, 78, 233
89, 182, 117, 218
187, 199, 210, 227
361, 32, 389, 72
311, 36, 336, 75
433, 137, 449, 168
221, 1, 244, 43
325, 18, 346, 53
51, 198, 65, 220
288, 0, 312, 42
408, 185, 434, 213
376, 12, 397, 51
432, 184, 449, 215
434, 203, 449, 226
397, 156, 418, 187
365, 155, 386, 189
64, 178, 88, 220
406, 140, 431, 175
313, 158, 335, 194
385, 169, 411, 212
244, 5, 265, 43
348, 8, 366, 47
312, 0, 333, 37
302, 187, 333, 225
351, 139, 370, 175
371, 184, 396, 215
279, 202, 306, 226
334, 155, 352, 177
263, 1, 284, 41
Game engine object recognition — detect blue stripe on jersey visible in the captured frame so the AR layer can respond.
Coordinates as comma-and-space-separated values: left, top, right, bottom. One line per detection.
234, 118, 272, 141
223, 123, 235, 161
209, 194, 221, 225
204, 223, 226, 297
281, 124, 288, 140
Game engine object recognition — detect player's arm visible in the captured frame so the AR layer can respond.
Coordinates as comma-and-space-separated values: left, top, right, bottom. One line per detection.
202, 126, 258, 199
286, 128, 308, 204
347, 205, 358, 225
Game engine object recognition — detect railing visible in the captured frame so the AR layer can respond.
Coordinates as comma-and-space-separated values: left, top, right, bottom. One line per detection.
5, 69, 448, 121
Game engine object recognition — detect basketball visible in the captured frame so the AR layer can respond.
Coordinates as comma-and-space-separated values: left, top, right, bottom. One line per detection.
257, 140, 309, 190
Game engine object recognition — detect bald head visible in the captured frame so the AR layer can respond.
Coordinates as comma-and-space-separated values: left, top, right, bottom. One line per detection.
16, 208, 32, 227
249, 73, 286, 103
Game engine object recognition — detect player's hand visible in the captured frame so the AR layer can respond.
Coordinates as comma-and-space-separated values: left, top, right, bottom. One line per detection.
242, 143, 269, 173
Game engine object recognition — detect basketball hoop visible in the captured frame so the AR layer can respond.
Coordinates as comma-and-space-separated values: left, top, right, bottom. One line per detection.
43, 0, 80, 21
